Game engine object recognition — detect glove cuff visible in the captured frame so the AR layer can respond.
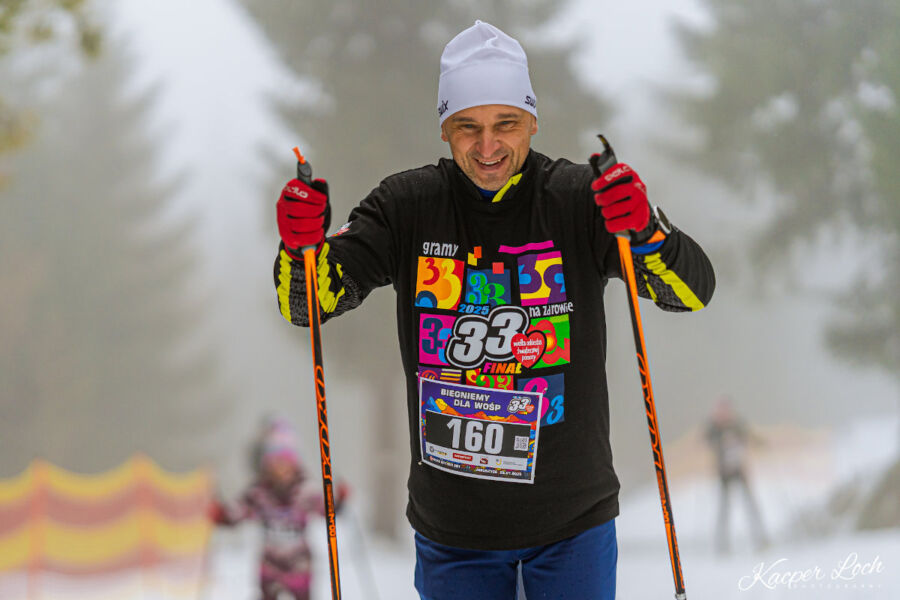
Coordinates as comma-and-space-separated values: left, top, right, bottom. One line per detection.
630, 205, 673, 250
631, 221, 657, 246
283, 240, 325, 262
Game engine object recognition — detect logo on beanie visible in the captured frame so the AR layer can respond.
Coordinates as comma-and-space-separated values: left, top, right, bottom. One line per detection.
525, 95, 536, 109
438, 100, 449, 117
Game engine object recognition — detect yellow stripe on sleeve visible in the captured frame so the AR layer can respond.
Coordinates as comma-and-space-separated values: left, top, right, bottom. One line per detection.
642, 274, 658, 303
642, 252, 706, 311
316, 243, 346, 314
277, 249, 295, 323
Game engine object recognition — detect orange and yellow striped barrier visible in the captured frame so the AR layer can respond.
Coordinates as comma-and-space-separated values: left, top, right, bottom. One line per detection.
0, 455, 212, 599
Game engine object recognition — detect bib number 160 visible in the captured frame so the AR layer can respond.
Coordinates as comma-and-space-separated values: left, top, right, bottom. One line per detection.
447, 418, 503, 455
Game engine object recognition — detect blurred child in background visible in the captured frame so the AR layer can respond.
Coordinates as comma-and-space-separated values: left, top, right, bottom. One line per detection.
210, 417, 348, 600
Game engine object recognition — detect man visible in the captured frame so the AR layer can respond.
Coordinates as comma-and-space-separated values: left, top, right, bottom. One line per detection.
274, 20, 714, 600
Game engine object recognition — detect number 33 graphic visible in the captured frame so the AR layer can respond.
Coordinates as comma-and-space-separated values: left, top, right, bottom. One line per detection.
445, 306, 529, 369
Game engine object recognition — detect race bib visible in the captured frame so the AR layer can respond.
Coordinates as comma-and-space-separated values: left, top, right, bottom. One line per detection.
419, 378, 543, 483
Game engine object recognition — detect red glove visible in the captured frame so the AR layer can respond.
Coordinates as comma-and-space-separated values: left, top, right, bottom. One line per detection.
591, 163, 651, 236
277, 178, 330, 259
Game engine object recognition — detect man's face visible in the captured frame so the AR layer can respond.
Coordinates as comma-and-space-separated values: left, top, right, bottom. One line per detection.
441, 104, 538, 191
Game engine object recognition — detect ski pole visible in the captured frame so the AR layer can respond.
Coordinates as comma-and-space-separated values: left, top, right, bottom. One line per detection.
292, 146, 343, 600
590, 134, 687, 600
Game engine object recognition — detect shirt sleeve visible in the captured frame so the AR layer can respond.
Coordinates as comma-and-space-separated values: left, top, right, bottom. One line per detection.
273, 178, 405, 326
595, 206, 716, 312
629, 228, 716, 312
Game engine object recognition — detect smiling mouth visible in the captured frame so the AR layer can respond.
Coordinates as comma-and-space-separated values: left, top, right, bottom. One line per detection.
476, 156, 506, 169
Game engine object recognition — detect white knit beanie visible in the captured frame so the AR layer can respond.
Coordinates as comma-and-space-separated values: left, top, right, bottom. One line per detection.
437, 20, 537, 125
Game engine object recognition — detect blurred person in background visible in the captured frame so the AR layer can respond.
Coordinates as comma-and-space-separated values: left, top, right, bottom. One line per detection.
273, 20, 714, 600
210, 417, 349, 600
705, 395, 768, 555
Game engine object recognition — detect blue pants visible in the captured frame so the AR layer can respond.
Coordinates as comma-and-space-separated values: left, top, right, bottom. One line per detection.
414, 520, 617, 600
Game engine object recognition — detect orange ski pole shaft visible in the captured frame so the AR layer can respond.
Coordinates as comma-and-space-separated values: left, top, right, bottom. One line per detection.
590, 135, 687, 599
294, 147, 343, 600
616, 235, 686, 599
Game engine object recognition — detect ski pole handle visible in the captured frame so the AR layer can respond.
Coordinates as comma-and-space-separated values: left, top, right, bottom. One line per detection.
588, 134, 631, 242
293, 146, 314, 185
588, 133, 618, 177
292, 146, 318, 254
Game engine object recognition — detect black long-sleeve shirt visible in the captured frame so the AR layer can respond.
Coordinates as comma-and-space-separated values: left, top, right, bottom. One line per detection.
274, 150, 715, 549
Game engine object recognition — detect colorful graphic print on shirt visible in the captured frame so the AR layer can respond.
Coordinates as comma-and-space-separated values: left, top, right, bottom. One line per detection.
415, 241, 570, 426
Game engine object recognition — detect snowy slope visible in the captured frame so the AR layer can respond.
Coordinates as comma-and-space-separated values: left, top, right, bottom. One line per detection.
200, 416, 900, 599
6, 415, 892, 599
616, 414, 899, 599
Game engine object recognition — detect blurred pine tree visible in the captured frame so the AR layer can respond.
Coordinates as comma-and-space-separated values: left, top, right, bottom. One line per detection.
669, 0, 900, 527
0, 36, 231, 475
0, 0, 101, 186
669, 0, 899, 387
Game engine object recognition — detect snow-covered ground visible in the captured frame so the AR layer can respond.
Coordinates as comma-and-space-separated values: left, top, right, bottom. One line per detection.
3, 417, 896, 599
613, 414, 899, 600
201, 523, 898, 600
202, 414, 900, 600
203, 514, 419, 600
619, 528, 899, 600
